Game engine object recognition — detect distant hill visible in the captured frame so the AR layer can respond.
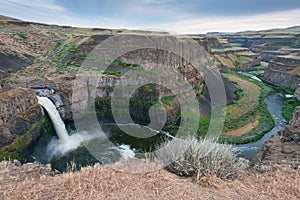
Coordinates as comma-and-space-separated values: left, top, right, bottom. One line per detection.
206, 25, 300, 36
236, 26, 300, 35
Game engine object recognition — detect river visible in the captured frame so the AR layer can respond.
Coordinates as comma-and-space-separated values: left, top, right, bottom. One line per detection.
234, 72, 287, 159
234, 93, 286, 159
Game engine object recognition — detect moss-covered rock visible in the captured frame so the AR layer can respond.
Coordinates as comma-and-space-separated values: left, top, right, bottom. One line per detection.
0, 88, 43, 147
0, 115, 54, 161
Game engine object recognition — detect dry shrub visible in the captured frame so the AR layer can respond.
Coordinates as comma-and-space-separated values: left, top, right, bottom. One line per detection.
155, 136, 238, 180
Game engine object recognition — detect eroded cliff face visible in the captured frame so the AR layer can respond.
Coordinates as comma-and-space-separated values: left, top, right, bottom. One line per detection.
216, 31, 300, 74
294, 86, 300, 101
263, 56, 300, 89
213, 48, 261, 71
225, 35, 300, 50
3, 32, 236, 131
0, 88, 43, 147
11, 34, 212, 124
254, 106, 300, 164
5, 73, 75, 121
68, 35, 213, 125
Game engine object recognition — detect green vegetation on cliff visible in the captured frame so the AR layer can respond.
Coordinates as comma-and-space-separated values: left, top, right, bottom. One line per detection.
283, 98, 300, 121
232, 53, 251, 68
0, 115, 54, 161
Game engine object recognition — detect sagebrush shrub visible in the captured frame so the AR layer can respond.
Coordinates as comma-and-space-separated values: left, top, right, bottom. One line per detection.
155, 136, 238, 180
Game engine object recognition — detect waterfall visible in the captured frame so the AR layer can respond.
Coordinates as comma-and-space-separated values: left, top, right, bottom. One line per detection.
37, 96, 69, 142
36, 96, 138, 163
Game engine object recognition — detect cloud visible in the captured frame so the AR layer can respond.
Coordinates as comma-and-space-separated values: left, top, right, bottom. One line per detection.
0, 0, 130, 29
0, 0, 65, 13
160, 8, 300, 34
0, 0, 299, 33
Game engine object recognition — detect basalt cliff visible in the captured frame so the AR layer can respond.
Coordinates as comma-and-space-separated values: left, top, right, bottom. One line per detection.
254, 106, 300, 165
210, 27, 300, 87
263, 56, 300, 89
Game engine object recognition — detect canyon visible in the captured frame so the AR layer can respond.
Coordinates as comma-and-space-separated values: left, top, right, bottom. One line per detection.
0, 15, 299, 169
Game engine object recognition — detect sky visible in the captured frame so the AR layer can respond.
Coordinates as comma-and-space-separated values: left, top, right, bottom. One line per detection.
0, 0, 300, 34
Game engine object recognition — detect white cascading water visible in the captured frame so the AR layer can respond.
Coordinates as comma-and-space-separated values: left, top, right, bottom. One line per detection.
37, 96, 135, 161
37, 96, 70, 142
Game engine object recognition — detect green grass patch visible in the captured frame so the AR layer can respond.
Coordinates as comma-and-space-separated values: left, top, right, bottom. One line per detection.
103, 71, 121, 77
232, 53, 250, 68
253, 65, 266, 71
16, 32, 27, 40
283, 98, 300, 121
281, 87, 296, 95
197, 116, 211, 136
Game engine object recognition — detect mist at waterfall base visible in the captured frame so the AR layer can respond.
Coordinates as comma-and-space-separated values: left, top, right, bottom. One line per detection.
33, 96, 167, 172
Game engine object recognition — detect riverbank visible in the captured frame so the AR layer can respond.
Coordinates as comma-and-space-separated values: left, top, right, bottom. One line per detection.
218, 71, 275, 144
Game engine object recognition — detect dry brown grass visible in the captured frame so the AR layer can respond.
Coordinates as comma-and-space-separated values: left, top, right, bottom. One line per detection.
224, 74, 260, 119
216, 55, 235, 69
1, 160, 300, 200
222, 117, 259, 137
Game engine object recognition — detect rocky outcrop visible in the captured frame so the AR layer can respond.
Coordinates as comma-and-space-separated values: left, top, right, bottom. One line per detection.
254, 106, 300, 164
212, 48, 261, 71
263, 56, 300, 89
0, 52, 34, 77
216, 30, 300, 66
5, 73, 76, 121
294, 86, 300, 101
207, 36, 231, 49
0, 88, 43, 147
225, 35, 300, 50
260, 50, 289, 62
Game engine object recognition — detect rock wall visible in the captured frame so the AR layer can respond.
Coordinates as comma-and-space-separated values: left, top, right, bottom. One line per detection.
221, 34, 300, 65
0, 88, 43, 147
254, 106, 300, 164
207, 36, 231, 49
294, 86, 300, 100
6, 73, 75, 121
263, 56, 300, 89
226, 36, 300, 50
2, 34, 233, 135
213, 48, 261, 71
5, 33, 235, 129
44, 35, 213, 124
260, 51, 290, 62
